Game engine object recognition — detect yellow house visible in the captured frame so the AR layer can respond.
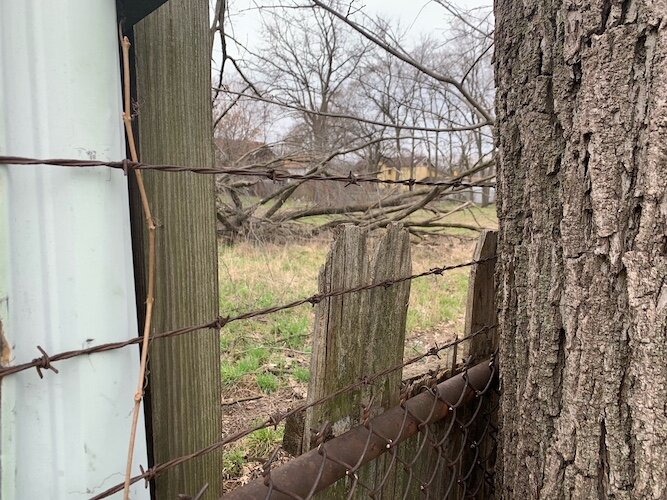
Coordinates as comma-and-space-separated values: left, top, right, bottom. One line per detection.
376, 156, 439, 187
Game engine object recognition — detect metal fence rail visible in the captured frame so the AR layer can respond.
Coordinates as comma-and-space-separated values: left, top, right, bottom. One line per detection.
224, 358, 497, 500
87, 326, 496, 499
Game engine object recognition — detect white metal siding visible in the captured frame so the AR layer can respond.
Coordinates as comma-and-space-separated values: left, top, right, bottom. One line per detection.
0, 1, 149, 498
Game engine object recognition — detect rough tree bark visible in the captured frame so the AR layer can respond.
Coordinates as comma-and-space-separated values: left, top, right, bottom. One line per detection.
495, 0, 666, 498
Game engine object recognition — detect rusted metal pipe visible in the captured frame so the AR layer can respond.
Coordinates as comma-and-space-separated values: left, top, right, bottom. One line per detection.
222, 358, 495, 499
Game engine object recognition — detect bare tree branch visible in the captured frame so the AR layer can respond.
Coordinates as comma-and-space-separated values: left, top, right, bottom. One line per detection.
217, 88, 488, 133
309, 0, 495, 124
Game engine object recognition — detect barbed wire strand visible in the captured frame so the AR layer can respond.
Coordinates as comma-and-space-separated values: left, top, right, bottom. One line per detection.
0, 155, 494, 189
0, 150, 499, 496
0, 256, 494, 380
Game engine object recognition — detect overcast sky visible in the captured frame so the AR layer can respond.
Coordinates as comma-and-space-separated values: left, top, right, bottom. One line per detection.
333, 0, 493, 39
216, 0, 493, 69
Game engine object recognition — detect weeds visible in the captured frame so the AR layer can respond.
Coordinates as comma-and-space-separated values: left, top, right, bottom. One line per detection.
256, 372, 280, 393
406, 269, 470, 332
222, 426, 285, 479
291, 366, 311, 383
222, 449, 245, 479
221, 347, 269, 386
246, 426, 284, 459
218, 204, 497, 484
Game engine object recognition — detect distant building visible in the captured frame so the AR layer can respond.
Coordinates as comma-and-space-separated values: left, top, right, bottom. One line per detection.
279, 157, 312, 177
376, 155, 440, 187
373, 154, 496, 205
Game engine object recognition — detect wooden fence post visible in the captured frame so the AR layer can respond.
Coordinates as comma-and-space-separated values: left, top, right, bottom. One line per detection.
461, 229, 498, 497
463, 230, 498, 363
284, 227, 498, 498
130, 1, 222, 498
294, 224, 411, 497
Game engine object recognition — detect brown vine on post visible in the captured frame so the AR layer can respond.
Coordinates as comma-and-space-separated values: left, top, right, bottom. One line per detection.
120, 34, 157, 500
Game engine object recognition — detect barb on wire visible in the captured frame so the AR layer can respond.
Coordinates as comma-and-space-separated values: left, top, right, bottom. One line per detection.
34, 346, 59, 378
88, 326, 496, 500
0, 320, 221, 379
0, 256, 495, 380
0, 155, 495, 189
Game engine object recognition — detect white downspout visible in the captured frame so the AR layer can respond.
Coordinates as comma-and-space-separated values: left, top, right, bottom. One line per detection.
0, 1, 149, 498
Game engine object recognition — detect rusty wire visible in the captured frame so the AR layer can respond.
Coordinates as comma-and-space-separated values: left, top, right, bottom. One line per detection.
88, 326, 496, 500
1, 157, 499, 498
0, 155, 494, 189
177, 483, 209, 500
0, 256, 494, 380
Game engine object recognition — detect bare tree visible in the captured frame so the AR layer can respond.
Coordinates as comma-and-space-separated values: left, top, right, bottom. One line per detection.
248, 2, 370, 154
212, 80, 276, 165
210, 0, 497, 240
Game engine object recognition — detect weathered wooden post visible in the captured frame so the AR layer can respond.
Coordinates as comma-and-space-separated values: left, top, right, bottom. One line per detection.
284, 227, 499, 498
463, 229, 498, 363
287, 224, 410, 498
130, 0, 222, 498
461, 229, 498, 497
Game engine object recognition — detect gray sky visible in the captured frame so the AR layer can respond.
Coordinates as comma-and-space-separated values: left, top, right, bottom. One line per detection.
344, 0, 493, 39
216, 0, 493, 69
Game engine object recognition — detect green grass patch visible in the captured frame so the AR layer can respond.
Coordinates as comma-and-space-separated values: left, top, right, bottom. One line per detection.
406, 269, 470, 332
219, 241, 325, 394
222, 426, 286, 478
292, 366, 311, 383
221, 347, 269, 386
246, 426, 284, 459
256, 372, 281, 393
270, 315, 310, 349
222, 449, 245, 479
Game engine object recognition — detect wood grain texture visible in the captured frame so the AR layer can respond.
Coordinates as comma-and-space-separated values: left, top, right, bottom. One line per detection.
463, 229, 498, 363
462, 229, 498, 499
132, 0, 221, 497
302, 224, 411, 498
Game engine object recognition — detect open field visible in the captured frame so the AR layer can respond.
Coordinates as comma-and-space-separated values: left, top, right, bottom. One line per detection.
218, 204, 497, 487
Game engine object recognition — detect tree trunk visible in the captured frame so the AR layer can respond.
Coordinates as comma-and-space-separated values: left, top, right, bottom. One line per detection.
131, 0, 222, 497
494, 1, 667, 498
